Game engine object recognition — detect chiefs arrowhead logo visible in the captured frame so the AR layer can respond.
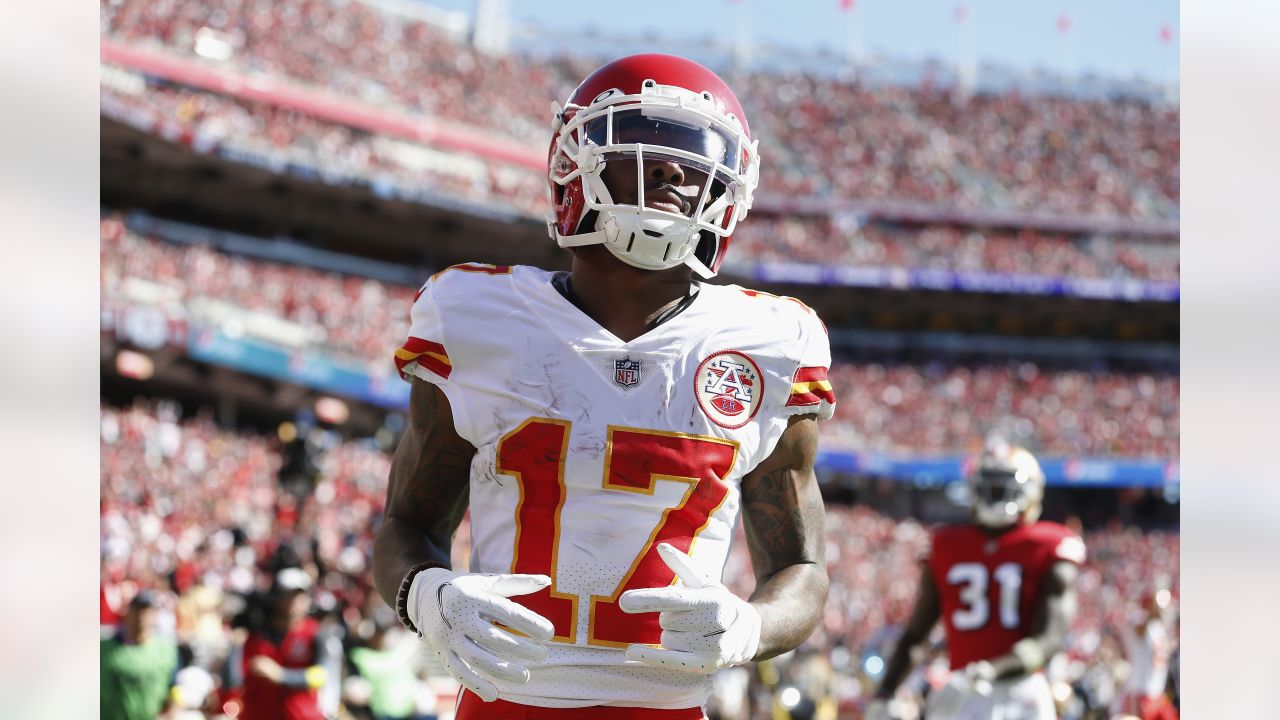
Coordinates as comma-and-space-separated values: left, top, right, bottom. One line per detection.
695, 350, 764, 429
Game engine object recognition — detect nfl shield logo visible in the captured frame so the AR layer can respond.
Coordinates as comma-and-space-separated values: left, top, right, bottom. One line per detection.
614, 358, 641, 388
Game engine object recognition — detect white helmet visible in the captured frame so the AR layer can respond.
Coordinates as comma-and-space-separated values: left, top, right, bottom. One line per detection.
967, 441, 1046, 529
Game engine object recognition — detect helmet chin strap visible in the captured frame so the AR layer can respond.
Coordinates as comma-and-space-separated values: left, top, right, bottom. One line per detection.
596, 211, 700, 271
556, 167, 710, 274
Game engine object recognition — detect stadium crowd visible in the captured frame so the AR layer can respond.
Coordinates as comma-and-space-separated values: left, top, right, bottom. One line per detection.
100, 83, 549, 215
101, 402, 1178, 718
101, 215, 419, 365
100, 0, 1179, 219
100, 74, 1180, 279
733, 218, 1178, 283
825, 362, 1178, 459
102, 218, 1179, 460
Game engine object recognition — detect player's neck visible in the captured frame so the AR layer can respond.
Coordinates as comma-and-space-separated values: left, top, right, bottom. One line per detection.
566, 248, 697, 343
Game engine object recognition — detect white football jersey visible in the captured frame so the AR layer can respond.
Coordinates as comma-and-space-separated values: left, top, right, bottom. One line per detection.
393, 263, 836, 709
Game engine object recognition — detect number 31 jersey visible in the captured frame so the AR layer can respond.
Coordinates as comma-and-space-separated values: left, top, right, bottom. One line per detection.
393, 264, 836, 709
926, 521, 1086, 670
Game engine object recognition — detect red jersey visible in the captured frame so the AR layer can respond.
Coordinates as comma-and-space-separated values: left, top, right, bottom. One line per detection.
241, 617, 324, 720
926, 521, 1085, 669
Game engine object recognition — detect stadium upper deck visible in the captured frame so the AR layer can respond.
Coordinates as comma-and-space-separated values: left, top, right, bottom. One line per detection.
100, 0, 1178, 223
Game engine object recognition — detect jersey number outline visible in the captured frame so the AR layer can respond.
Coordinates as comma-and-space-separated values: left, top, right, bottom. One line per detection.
946, 562, 1024, 631
496, 417, 738, 647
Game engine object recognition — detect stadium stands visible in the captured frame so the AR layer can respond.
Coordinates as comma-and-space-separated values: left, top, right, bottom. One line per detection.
733, 217, 1178, 282
102, 217, 1178, 459
100, 0, 1178, 220
101, 403, 1178, 715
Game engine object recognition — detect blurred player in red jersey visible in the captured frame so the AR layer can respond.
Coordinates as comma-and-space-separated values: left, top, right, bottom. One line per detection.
374, 54, 836, 719
868, 441, 1085, 720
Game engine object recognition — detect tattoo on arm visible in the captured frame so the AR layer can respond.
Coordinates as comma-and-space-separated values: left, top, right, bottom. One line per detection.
373, 380, 476, 607
739, 415, 828, 659
742, 465, 820, 574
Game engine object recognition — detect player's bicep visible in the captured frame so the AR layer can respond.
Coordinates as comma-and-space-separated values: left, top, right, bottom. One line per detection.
385, 379, 476, 539
739, 414, 825, 581
1029, 560, 1080, 641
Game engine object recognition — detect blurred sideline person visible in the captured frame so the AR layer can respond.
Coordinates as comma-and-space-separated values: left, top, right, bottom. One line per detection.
348, 615, 426, 720
868, 442, 1085, 720
100, 591, 179, 720
233, 568, 334, 720
1111, 589, 1178, 720
374, 54, 837, 718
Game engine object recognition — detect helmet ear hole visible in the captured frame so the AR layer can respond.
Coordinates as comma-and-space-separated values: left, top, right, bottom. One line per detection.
576, 209, 600, 236
694, 230, 719, 269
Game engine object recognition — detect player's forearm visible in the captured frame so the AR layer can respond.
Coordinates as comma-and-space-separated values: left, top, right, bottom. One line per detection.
748, 561, 828, 660
875, 640, 918, 699
987, 636, 1061, 681
877, 566, 940, 698
372, 515, 453, 608
277, 666, 326, 689
987, 610, 1070, 680
988, 567, 1076, 680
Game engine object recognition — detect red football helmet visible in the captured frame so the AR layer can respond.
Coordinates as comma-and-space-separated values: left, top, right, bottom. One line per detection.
547, 54, 759, 278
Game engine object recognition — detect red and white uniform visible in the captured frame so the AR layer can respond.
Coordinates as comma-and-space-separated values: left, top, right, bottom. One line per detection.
393, 264, 835, 709
1113, 618, 1177, 720
926, 521, 1085, 720
241, 618, 323, 720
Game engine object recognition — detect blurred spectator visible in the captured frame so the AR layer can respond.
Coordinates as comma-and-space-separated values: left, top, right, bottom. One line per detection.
348, 616, 429, 720
234, 568, 333, 720
100, 591, 180, 720
1111, 589, 1179, 720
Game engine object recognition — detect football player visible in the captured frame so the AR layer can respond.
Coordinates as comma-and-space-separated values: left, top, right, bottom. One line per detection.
867, 442, 1085, 720
373, 54, 837, 719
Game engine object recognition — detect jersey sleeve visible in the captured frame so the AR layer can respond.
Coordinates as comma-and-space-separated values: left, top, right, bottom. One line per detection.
391, 272, 474, 443
1050, 531, 1087, 566
390, 264, 517, 446
782, 308, 837, 420
394, 279, 454, 384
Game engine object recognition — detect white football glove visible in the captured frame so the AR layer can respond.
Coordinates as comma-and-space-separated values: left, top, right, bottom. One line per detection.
618, 543, 762, 674
407, 568, 555, 702
925, 660, 995, 720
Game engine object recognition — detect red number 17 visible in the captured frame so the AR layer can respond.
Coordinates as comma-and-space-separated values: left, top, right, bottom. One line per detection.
495, 418, 739, 647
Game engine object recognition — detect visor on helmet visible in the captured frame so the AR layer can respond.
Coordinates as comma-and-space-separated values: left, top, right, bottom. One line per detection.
584, 108, 742, 173
972, 469, 1023, 505
594, 148, 736, 219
